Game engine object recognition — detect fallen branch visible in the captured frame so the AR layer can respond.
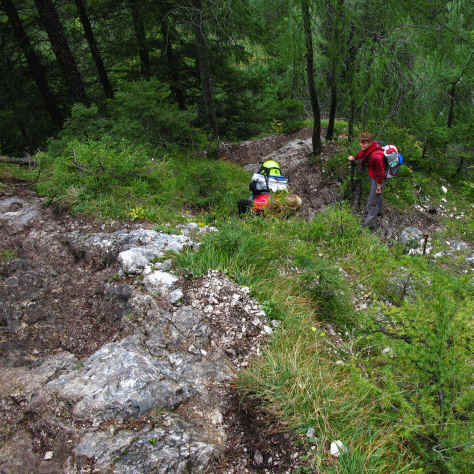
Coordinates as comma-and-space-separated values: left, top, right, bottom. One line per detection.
0, 155, 37, 166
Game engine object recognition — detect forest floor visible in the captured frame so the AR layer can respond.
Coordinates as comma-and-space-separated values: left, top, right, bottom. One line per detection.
0, 131, 441, 472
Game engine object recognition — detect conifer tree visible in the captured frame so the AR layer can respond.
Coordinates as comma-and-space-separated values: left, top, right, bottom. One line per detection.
33, 0, 89, 105
74, 0, 113, 98
1, 0, 64, 128
301, 0, 321, 155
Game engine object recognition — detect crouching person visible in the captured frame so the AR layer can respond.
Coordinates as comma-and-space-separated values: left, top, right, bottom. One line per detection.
238, 160, 283, 216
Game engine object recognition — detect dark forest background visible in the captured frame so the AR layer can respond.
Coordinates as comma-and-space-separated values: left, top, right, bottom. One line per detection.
1, 0, 472, 166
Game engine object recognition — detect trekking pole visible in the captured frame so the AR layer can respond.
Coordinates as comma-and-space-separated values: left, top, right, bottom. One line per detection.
349, 161, 355, 202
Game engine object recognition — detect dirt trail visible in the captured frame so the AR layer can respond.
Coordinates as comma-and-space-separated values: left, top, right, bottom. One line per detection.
221, 130, 439, 237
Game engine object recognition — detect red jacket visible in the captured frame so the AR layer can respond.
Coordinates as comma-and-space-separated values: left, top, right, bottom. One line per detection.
354, 141, 385, 185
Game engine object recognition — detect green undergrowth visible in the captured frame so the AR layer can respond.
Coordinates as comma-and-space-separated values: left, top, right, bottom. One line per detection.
28, 137, 250, 223
0, 163, 37, 183
175, 205, 473, 472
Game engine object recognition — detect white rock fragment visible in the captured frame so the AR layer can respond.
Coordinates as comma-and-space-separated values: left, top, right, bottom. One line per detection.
335, 360, 344, 365
143, 271, 179, 296
263, 325, 273, 335
330, 440, 347, 457
441, 186, 448, 193
382, 347, 392, 354
168, 288, 184, 305
119, 248, 157, 274
44, 451, 54, 460
254, 449, 264, 465
209, 409, 223, 425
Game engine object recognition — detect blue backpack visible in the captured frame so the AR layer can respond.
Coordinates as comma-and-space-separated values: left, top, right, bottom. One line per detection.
379, 143, 403, 178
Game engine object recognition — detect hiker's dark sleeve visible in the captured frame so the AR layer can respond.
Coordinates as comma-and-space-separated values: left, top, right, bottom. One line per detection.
249, 181, 257, 195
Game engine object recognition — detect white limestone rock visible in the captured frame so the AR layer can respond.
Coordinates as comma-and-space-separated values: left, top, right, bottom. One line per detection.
143, 271, 179, 296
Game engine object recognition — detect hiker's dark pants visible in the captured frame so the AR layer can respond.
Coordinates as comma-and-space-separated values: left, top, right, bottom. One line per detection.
363, 178, 384, 229
238, 199, 252, 216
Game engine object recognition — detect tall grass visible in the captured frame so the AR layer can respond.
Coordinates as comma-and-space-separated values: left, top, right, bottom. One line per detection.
175, 205, 472, 472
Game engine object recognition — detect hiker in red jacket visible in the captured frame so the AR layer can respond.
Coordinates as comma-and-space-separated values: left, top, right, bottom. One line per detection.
348, 132, 385, 229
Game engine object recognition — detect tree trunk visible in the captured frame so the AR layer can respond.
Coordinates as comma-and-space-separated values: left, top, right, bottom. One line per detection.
454, 156, 464, 176
447, 82, 455, 128
1, 0, 64, 128
326, 62, 337, 141
127, 0, 150, 79
192, 0, 218, 137
325, 0, 344, 141
74, 0, 113, 98
301, 0, 321, 155
347, 26, 357, 142
33, 0, 89, 105
161, 16, 186, 109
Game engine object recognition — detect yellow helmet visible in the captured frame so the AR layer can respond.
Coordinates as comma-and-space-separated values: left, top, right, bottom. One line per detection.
259, 160, 281, 176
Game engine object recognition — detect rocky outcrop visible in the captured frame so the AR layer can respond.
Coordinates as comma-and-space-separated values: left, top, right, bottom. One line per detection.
0, 193, 275, 472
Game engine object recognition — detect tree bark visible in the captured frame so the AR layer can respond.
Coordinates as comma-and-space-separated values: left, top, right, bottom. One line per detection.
33, 0, 88, 105
326, 62, 337, 140
74, 0, 113, 98
1, 0, 64, 128
301, 0, 321, 155
160, 15, 186, 109
127, 0, 150, 79
325, 0, 344, 141
192, 0, 218, 136
447, 82, 455, 128
347, 26, 357, 142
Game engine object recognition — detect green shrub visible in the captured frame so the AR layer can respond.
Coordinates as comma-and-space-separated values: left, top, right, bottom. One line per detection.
42, 138, 152, 195
47, 79, 206, 157
296, 254, 355, 326
172, 157, 250, 218
324, 152, 350, 179
361, 275, 473, 472
108, 79, 206, 149
273, 98, 305, 133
